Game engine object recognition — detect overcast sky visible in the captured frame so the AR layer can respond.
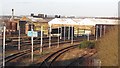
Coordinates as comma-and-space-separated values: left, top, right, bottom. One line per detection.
0, 0, 119, 17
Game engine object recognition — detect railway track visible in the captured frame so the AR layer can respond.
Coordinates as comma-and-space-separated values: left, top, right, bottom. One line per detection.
0, 37, 83, 67
39, 44, 80, 68
5, 36, 83, 52
0, 46, 40, 67
39, 47, 97, 68
6, 35, 95, 46
65, 49, 97, 68
0, 35, 95, 67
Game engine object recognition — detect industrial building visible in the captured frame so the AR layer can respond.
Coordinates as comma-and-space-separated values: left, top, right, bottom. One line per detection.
1, 9, 117, 38
18, 16, 118, 39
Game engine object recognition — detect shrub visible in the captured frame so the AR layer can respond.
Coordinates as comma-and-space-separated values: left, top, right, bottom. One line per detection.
78, 41, 95, 49
87, 42, 95, 49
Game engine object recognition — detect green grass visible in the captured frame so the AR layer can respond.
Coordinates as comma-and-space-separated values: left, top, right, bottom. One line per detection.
41, 51, 50, 55
78, 40, 95, 49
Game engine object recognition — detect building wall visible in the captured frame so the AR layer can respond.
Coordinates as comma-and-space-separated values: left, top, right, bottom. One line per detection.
95, 24, 115, 37
19, 21, 27, 34
33, 22, 49, 36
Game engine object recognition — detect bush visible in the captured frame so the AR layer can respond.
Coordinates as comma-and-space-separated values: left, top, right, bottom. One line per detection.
78, 41, 95, 49
88, 42, 95, 49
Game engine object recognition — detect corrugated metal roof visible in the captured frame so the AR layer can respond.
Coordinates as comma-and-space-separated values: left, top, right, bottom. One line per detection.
48, 18, 118, 26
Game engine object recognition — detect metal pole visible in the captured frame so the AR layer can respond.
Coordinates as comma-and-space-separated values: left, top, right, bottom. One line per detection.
3, 26, 6, 67
64, 25, 65, 41
60, 26, 62, 39
84, 29, 86, 40
68, 26, 70, 40
77, 28, 79, 37
100, 25, 102, 37
71, 26, 73, 44
87, 33, 89, 41
96, 25, 98, 41
40, 26, 43, 53
31, 25, 33, 62
49, 25, 51, 48
78, 28, 79, 37
18, 25, 20, 50
104, 25, 106, 35
57, 27, 59, 48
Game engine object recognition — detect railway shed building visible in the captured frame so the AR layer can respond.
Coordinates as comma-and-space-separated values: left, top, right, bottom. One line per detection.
21, 17, 118, 38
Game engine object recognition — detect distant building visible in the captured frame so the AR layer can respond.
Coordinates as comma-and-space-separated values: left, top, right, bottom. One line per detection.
31, 13, 34, 17
31, 13, 45, 18
38, 14, 44, 18
19, 16, 29, 34
55, 15, 60, 18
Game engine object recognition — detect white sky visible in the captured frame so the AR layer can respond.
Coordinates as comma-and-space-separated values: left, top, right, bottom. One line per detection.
1, 0, 120, 17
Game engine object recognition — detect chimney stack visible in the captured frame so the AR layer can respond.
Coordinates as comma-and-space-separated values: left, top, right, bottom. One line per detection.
10, 9, 14, 21
31, 13, 34, 17
12, 9, 14, 19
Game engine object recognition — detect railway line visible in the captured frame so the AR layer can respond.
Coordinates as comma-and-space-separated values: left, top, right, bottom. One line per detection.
65, 49, 97, 68
39, 44, 80, 67
39, 45, 97, 68
0, 35, 96, 67
0, 36, 87, 67
39, 44, 96, 68
5, 35, 90, 51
